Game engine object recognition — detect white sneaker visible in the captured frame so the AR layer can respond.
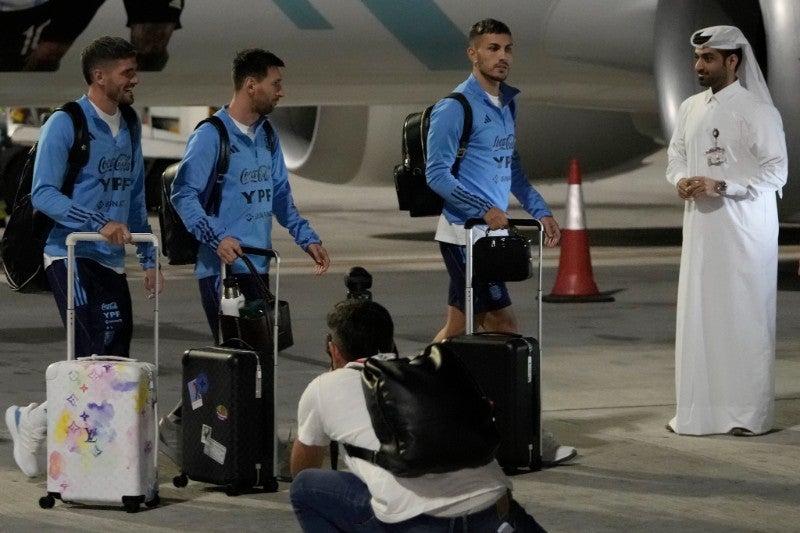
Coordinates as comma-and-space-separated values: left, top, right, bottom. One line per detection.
541, 428, 577, 467
5, 403, 46, 477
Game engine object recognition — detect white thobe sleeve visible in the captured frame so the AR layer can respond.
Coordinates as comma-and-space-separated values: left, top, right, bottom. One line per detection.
725, 104, 788, 199
666, 101, 689, 186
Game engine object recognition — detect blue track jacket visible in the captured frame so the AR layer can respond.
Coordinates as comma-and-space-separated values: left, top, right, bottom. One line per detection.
426, 74, 552, 225
171, 107, 321, 279
31, 96, 156, 271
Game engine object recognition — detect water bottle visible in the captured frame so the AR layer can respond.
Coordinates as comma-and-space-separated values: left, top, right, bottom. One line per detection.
220, 277, 245, 316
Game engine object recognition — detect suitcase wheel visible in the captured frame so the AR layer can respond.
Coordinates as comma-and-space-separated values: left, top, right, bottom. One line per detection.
173, 474, 189, 488
39, 494, 56, 509
145, 493, 160, 508
225, 485, 240, 497
122, 496, 142, 513
262, 478, 279, 493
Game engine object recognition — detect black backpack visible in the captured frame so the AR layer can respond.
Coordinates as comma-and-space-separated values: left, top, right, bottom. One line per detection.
158, 116, 275, 265
343, 343, 500, 477
0, 102, 138, 292
393, 92, 471, 217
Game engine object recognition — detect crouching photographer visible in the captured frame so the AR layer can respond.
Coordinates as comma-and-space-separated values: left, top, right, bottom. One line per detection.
289, 299, 547, 532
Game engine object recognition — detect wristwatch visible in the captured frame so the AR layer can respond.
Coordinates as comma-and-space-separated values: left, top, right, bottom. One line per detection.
714, 180, 727, 195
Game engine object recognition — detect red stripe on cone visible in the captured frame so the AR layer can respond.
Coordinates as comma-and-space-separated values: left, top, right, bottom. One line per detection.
543, 159, 614, 303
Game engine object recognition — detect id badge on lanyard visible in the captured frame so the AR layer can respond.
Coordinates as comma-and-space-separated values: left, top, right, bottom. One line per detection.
705, 128, 726, 166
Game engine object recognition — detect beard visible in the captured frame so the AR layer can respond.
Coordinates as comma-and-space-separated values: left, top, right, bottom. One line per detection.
255, 99, 277, 115
696, 71, 724, 90
479, 63, 509, 84
117, 87, 135, 105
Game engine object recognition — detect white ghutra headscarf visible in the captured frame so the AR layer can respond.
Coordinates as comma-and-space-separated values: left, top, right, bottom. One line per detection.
690, 25, 773, 106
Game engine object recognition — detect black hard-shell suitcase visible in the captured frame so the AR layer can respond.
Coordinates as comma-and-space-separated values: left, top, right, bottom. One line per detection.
174, 345, 276, 494
442, 218, 544, 473
443, 333, 540, 472
173, 248, 282, 494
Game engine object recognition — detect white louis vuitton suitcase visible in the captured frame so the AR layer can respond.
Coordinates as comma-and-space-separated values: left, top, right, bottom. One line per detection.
40, 233, 160, 513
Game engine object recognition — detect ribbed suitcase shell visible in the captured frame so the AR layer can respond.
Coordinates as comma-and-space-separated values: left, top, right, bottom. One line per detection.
179, 346, 275, 492
45, 357, 158, 506
443, 334, 541, 471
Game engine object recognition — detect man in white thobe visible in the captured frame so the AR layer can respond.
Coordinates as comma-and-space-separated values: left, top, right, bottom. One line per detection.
666, 25, 788, 436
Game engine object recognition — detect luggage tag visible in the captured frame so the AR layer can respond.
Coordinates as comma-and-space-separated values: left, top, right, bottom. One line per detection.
705, 128, 726, 166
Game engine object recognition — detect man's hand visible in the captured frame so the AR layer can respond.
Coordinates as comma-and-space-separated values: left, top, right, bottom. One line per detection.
217, 237, 243, 265
540, 216, 561, 248
306, 243, 330, 275
676, 177, 695, 199
100, 221, 133, 244
677, 176, 720, 199
144, 267, 165, 299
483, 207, 508, 230
689, 177, 722, 198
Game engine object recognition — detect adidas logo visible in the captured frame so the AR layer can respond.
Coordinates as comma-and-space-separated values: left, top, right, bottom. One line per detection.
483, 115, 492, 124
231, 145, 240, 154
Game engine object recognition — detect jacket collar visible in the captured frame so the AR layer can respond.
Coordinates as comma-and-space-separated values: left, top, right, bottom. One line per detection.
464, 73, 520, 107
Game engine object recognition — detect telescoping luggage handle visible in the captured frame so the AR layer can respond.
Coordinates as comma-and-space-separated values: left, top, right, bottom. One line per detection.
220, 245, 281, 479
65, 232, 159, 367
463, 218, 543, 347
66, 232, 160, 478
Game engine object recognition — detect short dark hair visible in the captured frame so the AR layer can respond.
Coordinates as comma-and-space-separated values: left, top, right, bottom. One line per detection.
232, 49, 285, 91
326, 300, 394, 361
469, 18, 512, 43
80, 36, 137, 85
719, 48, 743, 72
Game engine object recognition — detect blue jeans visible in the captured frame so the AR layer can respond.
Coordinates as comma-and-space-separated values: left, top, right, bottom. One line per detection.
290, 469, 547, 532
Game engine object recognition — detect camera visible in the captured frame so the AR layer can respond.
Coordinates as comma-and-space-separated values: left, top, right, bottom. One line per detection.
345, 266, 372, 301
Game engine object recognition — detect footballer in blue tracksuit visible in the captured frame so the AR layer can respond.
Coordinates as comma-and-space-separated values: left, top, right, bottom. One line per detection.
31, 37, 162, 358
171, 48, 330, 340
426, 19, 561, 342
7, 36, 164, 480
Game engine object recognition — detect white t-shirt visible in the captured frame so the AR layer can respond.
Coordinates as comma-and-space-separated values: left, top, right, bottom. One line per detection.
435, 214, 508, 246
296, 359, 510, 524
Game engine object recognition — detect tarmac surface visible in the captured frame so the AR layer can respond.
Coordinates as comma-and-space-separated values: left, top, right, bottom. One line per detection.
1, 149, 800, 532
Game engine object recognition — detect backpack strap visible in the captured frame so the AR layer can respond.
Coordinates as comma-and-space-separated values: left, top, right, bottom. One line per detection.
262, 118, 276, 154
195, 115, 230, 216
444, 92, 472, 178
342, 443, 381, 465
55, 101, 90, 198
118, 103, 140, 163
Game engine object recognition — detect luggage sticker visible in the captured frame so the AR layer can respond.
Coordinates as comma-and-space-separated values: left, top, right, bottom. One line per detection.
215, 405, 228, 422
188, 373, 209, 410
200, 424, 212, 444
203, 437, 227, 465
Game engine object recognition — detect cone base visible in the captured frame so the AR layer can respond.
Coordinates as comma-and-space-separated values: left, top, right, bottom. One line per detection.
542, 292, 616, 303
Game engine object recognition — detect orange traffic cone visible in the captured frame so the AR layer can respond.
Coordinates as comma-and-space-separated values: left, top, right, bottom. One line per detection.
543, 159, 614, 303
